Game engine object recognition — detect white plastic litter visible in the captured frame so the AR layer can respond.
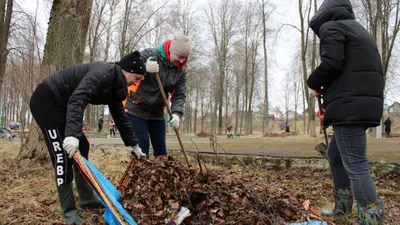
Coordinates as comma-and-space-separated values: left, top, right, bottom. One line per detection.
173, 206, 191, 225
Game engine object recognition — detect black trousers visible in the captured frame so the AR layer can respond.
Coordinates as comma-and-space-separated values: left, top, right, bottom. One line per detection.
110, 128, 115, 136
30, 83, 89, 186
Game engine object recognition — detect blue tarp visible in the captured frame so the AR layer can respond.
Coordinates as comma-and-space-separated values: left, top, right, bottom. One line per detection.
287, 221, 328, 225
83, 158, 137, 225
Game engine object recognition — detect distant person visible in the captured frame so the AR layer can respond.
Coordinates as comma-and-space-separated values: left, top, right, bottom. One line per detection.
307, 0, 384, 224
384, 117, 391, 137
285, 122, 290, 133
227, 125, 233, 138
98, 114, 104, 132
109, 119, 116, 138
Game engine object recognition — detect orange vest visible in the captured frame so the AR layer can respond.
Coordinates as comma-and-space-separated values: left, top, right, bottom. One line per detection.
123, 80, 142, 112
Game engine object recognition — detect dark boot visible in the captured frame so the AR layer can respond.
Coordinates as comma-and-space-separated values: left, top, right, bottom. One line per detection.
74, 168, 103, 209
57, 183, 84, 224
321, 188, 353, 216
357, 201, 384, 225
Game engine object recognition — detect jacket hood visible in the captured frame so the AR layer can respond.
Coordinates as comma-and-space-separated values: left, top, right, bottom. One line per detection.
310, 0, 355, 36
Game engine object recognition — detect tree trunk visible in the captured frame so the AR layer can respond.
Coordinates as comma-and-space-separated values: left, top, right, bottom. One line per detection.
217, 69, 224, 135
193, 88, 198, 133
298, 0, 315, 136
224, 78, 229, 134
21, 0, 93, 160
261, 0, 269, 134
0, 0, 13, 97
201, 89, 204, 132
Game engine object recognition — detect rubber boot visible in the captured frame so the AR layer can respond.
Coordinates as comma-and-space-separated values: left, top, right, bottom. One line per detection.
357, 201, 384, 225
74, 168, 103, 209
321, 188, 353, 216
57, 183, 84, 224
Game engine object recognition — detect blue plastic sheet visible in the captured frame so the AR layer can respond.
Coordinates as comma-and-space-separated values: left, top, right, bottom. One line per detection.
287, 221, 328, 225
83, 158, 137, 225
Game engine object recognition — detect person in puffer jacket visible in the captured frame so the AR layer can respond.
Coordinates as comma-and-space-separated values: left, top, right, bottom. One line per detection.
307, 0, 384, 224
29, 51, 146, 225
124, 35, 190, 158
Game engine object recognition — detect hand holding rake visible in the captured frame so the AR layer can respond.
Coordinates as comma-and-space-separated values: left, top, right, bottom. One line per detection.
314, 90, 329, 159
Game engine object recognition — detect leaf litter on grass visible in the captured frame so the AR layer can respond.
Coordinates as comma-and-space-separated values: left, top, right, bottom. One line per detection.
1, 142, 399, 225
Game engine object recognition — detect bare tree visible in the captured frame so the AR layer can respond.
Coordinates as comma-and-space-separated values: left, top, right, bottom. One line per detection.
292, 65, 303, 134
168, 0, 203, 134
240, 3, 262, 135
246, 23, 261, 135
359, 0, 400, 90
0, 0, 13, 98
103, 0, 119, 62
118, 0, 168, 57
298, 0, 316, 136
85, 0, 109, 130
231, 49, 244, 134
205, 0, 240, 134
283, 76, 291, 124
258, 0, 273, 134
88, 0, 107, 62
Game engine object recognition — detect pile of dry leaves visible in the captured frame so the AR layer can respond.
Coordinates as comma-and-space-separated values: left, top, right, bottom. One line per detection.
121, 156, 305, 225
263, 132, 296, 138
195, 131, 214, 138
385, 132, 400, 138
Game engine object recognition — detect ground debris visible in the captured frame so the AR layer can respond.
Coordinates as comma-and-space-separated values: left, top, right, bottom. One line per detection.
195, 131, 214, 137
122, 156, 304, 225
263, 132, 296, 138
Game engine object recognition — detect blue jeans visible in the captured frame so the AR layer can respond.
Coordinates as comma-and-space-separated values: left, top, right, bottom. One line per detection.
327, 125, 377, 202
127, 114, 167, 157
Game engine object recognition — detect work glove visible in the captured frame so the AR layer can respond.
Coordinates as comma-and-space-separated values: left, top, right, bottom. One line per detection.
63, 136, 79, 158
131, 144, 146, 159
167, 114, 180, 130
146, 57, 159, 73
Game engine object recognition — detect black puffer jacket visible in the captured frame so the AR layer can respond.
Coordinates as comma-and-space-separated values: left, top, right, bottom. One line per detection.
307, 0, 383, 128
43, 62, 138, 146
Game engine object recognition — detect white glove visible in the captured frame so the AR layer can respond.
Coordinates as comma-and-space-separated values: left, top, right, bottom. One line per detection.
168, 114, 180, 130
146, 57, 159, 73
131, 145, 146, 158
63, 136, 79, 159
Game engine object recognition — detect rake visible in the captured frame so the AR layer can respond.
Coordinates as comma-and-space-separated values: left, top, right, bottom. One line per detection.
149, 57, 191, 167
314, 93, 329, 159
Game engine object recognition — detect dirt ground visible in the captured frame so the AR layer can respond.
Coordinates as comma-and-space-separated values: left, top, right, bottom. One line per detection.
0, 136, 399, 225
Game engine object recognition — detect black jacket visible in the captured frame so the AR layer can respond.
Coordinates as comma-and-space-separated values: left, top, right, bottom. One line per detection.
125, 48, 187, 120
43, 62, 138, 146
384, 118, 391, 132
307, 0, 383, 127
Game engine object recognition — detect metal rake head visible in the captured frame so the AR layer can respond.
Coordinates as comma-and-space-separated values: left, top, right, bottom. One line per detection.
315, 142, 328, 159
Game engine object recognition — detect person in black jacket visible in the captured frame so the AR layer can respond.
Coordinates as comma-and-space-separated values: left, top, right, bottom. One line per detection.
384, 117, 391, 137
307, 0, 384, 224
98, 114, 104, 132
124, 35, 190, 158
29, 51, 146, 225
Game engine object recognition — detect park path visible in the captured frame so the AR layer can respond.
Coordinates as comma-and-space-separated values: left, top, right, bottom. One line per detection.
88, 133, 400, 163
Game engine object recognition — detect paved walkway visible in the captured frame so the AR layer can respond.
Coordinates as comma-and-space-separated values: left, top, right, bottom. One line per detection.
88, 134, 400, 163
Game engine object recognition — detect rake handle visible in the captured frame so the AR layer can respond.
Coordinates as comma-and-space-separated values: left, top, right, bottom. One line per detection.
317, 95, 329, 146
154, 72, 191, 167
